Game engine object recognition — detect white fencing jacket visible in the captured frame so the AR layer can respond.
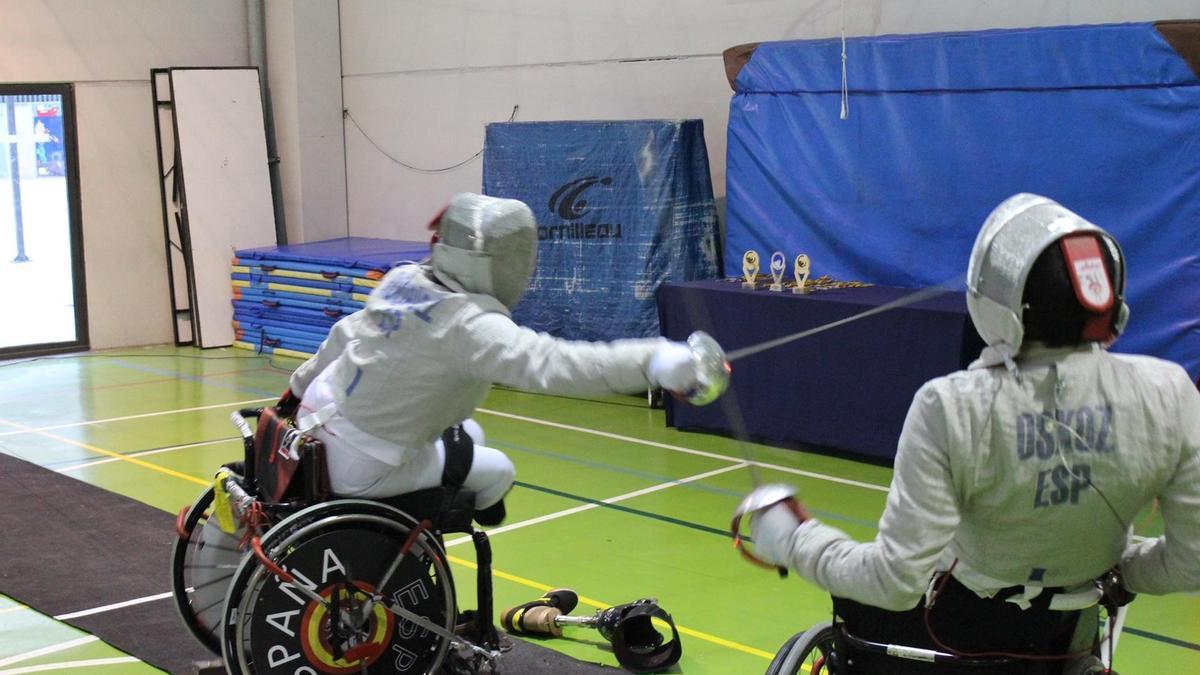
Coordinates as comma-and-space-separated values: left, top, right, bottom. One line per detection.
768, 343, 1200, 610
289, 263, 664, 466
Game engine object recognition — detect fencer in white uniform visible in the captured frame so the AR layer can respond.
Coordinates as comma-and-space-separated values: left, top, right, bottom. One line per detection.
738, 195, 1200, 662
285, 193, 726, 522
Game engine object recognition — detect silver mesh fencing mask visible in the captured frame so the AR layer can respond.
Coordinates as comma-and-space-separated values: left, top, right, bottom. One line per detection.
431, 193, 538, 308
966, 193, 1127, 361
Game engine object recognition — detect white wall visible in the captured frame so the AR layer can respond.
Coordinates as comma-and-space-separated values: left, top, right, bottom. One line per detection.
2, 0, 1196, 348
339, 0, 1200, 241
266, 0, 348, 245
0, 0, 249, 349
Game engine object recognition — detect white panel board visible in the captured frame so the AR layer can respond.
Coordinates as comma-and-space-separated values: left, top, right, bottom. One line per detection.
75, 84, 175, 350
171, 68, 276, 347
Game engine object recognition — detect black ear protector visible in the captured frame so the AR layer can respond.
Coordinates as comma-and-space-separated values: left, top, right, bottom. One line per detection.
1098, 233, 1129, 344
1028, 232, 1128, 347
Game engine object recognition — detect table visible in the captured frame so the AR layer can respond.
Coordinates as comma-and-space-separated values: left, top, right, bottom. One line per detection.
656, 280, 984, 460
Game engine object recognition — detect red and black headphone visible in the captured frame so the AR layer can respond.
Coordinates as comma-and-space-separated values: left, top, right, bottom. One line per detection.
1058, 232, 1127, 345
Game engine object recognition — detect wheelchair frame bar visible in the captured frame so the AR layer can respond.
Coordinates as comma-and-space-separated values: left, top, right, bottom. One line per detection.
839, 629, 1018, 668
233, 407, 262, 489
375, 518, 434, 593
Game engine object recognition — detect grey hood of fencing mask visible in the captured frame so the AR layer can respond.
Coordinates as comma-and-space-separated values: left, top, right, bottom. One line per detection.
965, 193, 1115, 365
430, 193, 538, 309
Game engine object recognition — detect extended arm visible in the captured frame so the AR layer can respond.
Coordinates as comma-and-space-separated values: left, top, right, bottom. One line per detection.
753, 384, 963, 610
453, 311, 665, 395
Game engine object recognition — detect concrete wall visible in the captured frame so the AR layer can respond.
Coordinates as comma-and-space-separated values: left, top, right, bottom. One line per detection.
0, 0, 249, 349
338, 0, 1200, 241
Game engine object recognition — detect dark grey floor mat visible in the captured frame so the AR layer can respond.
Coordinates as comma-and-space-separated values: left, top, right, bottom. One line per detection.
0, 451, 620, 674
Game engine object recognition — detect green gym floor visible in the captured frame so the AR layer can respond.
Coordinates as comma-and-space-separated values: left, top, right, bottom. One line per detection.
0, 346, 1196, 674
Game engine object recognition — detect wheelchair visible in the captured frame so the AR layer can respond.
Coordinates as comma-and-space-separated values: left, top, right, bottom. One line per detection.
171, 407, 502, 674
765, 591, 1129, 675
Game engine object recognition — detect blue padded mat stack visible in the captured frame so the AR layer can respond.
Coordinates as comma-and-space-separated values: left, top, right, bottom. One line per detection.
231, 237, 431, 358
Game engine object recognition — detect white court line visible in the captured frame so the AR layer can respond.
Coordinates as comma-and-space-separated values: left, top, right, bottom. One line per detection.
53, 592, 173, 621
56, 438, 237, 472
0, 398, 275, 438
0, 637, 99, 668
0, 657, 140, 674
476, 407, 890, 493
445, 462, 750, 547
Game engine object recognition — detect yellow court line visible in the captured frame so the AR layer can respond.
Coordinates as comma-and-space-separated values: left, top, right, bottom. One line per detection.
0, 419, 209, 487
446, 555, 775, 661
0, 605, 29, 616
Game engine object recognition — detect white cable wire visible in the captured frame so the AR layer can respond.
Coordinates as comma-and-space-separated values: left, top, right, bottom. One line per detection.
840, 0, 849, 120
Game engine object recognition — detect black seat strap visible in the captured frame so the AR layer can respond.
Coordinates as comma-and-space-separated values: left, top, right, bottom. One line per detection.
440, 424, 474, 488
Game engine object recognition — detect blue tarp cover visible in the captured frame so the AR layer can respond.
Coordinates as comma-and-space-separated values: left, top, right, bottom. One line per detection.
727, 22, 1200, 378
484, 120, 720, 341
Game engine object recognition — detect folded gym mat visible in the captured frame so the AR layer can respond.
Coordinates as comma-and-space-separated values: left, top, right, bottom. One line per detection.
233, 325, 325, 352
0, 452, 620, 674
233, 257, 385, 280
231, 270, 374, 293
233, 340, 314, 360
233, 237, 430, 273
231, 265, 380, 288
233, 287, 364, 315
232, 303, 341, 329
233, 331, 324, 355
231, 278, 370, 303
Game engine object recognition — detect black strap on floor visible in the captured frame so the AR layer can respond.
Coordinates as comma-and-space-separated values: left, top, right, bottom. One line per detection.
0, 451, 619, 674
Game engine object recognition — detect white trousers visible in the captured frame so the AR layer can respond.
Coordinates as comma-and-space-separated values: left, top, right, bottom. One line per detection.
300, 379, 515, 509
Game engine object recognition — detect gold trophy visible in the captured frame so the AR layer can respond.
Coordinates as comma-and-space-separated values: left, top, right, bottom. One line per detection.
742, 250, 760, 289
793, 254, 811, 294
769, 251, 786, 292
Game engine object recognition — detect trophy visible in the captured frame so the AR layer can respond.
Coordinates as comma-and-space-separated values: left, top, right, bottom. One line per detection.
741, 250, 760, 289
793, 253, 811, 294
769, 251, 786, 291
502, 591, 682, 674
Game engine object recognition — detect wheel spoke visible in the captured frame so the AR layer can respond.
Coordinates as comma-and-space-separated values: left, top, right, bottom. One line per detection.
187, 574, 236, 592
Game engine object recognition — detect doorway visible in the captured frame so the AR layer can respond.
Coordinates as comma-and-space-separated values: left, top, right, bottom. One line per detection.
0, 84, 87, 358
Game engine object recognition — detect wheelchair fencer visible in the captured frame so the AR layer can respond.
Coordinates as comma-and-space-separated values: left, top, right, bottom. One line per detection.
763, 600, 1129, 675
172, 406, 504, 674
733, 488, 1134, 675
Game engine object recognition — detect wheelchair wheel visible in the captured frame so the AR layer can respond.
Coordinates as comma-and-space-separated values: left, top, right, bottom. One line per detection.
171, 486, 247, 654
767, 622, 837, 675
221, 500, 457, 674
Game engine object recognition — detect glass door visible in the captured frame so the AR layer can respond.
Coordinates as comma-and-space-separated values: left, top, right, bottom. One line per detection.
0, 84, 87, 357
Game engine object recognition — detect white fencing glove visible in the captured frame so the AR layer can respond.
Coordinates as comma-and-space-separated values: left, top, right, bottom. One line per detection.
648, 341, 699, 395
731, 484, 809, 572
750, 502, 806, 567
648, 332, 730, 405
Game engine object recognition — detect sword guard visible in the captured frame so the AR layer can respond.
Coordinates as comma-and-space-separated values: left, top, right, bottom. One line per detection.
730, 484, 806, 575
683, 331, 731, 406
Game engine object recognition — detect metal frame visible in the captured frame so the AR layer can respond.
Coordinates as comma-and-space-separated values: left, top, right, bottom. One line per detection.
150, 68, 194, 345
0, 83, 89, 359
150, 66, 278, 347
